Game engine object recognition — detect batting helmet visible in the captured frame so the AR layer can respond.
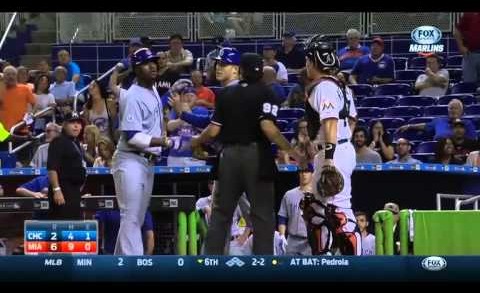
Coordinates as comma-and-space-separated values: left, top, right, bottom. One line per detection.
214, 47, 241, 66
304, 34, 339, 71
130, 48, 159, 66
239, 52, 263, 82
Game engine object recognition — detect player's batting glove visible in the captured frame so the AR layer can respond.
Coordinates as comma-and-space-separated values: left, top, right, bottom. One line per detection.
317, 165, 344, 198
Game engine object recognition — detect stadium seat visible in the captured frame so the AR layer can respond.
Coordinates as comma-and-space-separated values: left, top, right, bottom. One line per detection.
463, 115, 480, 129
356, 107, 384, 119
397, 95, 436, 107
369, 117, 405, 129
348, 84, 373, 97
395, 70, 423, 82
447, 68, 463, 83
411, 153, 436, 163
465, 105, 480, 116
407, 117, 435, 124
393, 129, 432, 142
384, 106, 423, 120
359, 96, 397, 108
281, 131, 295, 142
437, 94, 476, 106
288, 73, 299, 84
447, 55, 463, 68
374, 83, 412, 96
424, 105, 448, 116
451, 82, 478, 94
81, 74, 93, 86
393, 57, 408, 71
209, 86, 223, 95
276, 119, 289, 132
278, 108, 305, 121
0, 152, 17, 168
356, 118, 367, 128
409, 57, 426, 69
415, 141, 438, 154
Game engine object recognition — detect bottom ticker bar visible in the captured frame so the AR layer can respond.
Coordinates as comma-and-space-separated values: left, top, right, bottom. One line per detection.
0, 256, 477, 282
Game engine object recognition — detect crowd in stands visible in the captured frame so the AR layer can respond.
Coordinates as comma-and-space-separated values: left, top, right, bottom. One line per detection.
2, 13, 479, 256
1, 14, 480, 172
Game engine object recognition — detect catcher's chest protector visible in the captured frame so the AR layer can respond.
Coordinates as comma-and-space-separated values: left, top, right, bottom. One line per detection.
304, 76, 351, 141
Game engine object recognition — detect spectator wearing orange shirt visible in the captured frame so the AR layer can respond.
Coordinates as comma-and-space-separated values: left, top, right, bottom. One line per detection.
0, 66, 36, 133
191, 69, 215, 109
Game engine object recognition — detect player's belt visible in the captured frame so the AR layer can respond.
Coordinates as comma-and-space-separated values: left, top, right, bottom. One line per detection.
131, 151, 157, 161
317, 138, 349, 150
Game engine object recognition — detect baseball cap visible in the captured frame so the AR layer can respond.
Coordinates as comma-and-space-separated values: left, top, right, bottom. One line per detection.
283, 31, 296, 38
129, 37, 143, 47
372, 37, 384, 47
384, 202, 400, 214
64, 112, 83, 123
298, 163, 314, 173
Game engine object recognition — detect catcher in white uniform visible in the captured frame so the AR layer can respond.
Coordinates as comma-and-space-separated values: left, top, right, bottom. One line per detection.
300, 35, 361, 255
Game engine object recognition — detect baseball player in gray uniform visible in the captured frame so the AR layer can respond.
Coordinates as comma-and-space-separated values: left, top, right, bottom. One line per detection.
278, 164, 314, 255
112, 48, 171, 255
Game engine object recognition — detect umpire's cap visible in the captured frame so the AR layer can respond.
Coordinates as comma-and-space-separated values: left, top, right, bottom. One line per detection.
239, 52, 263, 82
130, 48, 159, 66
214, 47, 241, 66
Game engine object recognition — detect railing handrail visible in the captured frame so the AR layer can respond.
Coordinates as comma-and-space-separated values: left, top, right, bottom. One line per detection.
8, 106, 55, 154
455, 195, 480, 211
73, 65, 117, 112
0, 12, 17, 53
70, 26, 80, 44
9, 106, 55, 135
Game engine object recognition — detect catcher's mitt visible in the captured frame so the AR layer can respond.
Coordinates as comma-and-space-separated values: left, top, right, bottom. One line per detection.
316, 165, 344, 198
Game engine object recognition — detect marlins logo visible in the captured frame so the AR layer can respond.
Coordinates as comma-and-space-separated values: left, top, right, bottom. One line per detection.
321, 101, 335, 111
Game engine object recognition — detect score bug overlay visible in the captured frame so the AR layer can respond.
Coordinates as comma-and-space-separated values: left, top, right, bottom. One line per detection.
24, 220, 98, 255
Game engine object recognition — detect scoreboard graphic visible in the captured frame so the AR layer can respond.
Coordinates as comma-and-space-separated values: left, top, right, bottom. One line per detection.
24, 221, 98, 255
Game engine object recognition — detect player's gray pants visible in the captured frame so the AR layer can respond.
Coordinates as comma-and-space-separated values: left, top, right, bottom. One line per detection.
463, 52, 480, 85
204, 143, 275, 255
112, 151, 154, 255
286, 235, 312, 256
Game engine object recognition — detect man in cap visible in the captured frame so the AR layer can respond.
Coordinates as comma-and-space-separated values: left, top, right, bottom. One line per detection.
276, 32, 306, 70
47, 112, 86, 220
350, 36, 395, 85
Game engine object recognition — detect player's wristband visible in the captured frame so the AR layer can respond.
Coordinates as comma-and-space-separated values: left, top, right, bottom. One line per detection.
53, 187, 61, 192
324, 143, 336, 160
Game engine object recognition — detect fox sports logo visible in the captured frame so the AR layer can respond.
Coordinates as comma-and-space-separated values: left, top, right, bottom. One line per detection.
421, 256, 447, 271
411, 26, 442, 45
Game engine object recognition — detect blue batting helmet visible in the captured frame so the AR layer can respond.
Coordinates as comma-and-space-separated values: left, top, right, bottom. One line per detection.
130, 48, 159, 66
213, 47, 240, 66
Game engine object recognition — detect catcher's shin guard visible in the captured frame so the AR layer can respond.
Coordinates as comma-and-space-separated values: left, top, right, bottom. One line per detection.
300, 193, 359, 255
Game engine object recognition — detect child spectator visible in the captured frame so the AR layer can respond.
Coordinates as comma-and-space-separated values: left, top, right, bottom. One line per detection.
83, 124, 100, 167
93, 136, 115, 168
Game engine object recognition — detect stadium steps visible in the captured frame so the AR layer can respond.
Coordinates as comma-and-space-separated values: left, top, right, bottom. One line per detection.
18, 13, 56, 69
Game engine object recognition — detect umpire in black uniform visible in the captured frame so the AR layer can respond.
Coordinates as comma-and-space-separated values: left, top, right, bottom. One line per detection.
47, 112, 87, 220
192, 53, 302, 255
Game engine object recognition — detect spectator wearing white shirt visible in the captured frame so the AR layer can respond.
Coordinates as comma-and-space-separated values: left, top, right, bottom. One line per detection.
355, 211, 375, 255
415, 54, 449, 98
263, 45, 288, 84
387, 138, 422, 164
166, 34, 194, 74
49, 66, 76, 117
30, 122, 61, 168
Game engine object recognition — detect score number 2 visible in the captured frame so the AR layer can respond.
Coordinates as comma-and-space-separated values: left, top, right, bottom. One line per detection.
251, 258, 265, 266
